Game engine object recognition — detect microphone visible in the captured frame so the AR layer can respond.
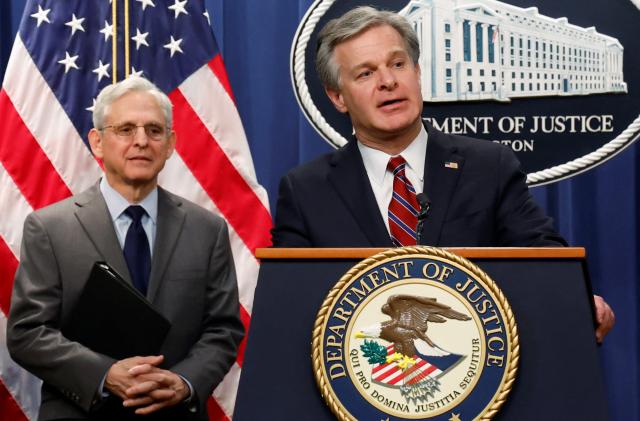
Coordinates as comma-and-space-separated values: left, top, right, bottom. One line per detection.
416, 193, 430, 245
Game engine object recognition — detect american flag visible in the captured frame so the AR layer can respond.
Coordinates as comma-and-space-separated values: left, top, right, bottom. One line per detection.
0, 1, 272, 419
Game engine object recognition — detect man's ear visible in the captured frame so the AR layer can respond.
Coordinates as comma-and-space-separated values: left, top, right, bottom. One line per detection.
88, 128, 103, 159
166, 130, 176, 159
325, 87, 348, 114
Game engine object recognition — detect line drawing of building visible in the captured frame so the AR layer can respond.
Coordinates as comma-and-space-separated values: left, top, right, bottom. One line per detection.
399, 0, 628, 102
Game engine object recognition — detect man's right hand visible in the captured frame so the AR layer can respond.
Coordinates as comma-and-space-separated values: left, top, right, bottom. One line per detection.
104, 355, 164, 400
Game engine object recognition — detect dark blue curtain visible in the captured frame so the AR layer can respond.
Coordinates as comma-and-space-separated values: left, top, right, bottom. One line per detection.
2, 1, 638, 419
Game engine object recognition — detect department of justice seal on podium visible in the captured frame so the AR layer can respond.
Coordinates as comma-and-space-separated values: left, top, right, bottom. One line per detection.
312, 247, 519, 420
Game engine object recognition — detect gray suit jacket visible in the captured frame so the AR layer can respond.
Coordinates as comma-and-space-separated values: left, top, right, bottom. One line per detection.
7, 183, 244, 420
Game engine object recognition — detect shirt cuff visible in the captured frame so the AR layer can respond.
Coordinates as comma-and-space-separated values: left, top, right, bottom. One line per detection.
92, 372, 110, 407
179, 375, 197, 412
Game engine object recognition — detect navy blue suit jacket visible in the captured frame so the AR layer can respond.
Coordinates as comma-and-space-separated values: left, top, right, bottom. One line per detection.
272, 123, 566, 247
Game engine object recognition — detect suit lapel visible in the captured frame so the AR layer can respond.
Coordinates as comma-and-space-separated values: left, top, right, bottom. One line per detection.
74, 184, 132, 284
421, 124, 465, 246
327, 141, 393, 247
147, 188, 185, 302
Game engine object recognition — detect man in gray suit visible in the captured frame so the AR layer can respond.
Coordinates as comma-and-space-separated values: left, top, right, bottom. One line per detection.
7, 76, 244, 420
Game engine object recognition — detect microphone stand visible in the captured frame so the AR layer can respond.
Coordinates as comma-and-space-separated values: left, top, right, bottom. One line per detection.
416, 193, 430, 245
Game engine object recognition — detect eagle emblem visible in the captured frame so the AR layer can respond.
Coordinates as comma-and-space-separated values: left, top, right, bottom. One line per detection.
358, 294, 471, 356
356, 294, 472, 402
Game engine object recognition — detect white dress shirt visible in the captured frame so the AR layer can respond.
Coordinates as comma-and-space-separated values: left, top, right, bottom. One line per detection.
357, 125, 428, 232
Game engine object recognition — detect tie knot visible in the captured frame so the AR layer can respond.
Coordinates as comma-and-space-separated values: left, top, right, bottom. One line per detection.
125, 205, 147, 223
388, 156, 407, 174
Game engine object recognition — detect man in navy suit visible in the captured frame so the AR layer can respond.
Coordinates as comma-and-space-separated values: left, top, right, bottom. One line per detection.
272, 6, 614, 341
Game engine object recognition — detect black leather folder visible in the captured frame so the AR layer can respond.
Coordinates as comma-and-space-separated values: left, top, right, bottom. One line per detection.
63, 262, 171, 360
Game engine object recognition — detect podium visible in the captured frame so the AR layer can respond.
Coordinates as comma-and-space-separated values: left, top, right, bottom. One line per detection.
234, 248, 609, 420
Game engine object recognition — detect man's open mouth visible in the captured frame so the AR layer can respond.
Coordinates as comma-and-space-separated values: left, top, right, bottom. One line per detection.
378, 98, 405, 107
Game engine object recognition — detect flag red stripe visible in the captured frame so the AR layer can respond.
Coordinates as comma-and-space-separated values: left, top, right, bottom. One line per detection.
207, 395, 231, 421
0, 91, 72, 209
0, 378, 28, 421
0, 238, 18, 315
169, 89, 272, 253
208, 55, 235, 103
235, 305, 251, 367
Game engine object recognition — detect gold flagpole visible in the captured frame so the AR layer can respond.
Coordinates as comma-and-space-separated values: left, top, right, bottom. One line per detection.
112, 0, 117, 84
124, 0, 130, 78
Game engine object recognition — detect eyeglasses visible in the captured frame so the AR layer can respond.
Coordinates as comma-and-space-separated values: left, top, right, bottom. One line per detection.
99, 124, 170, 140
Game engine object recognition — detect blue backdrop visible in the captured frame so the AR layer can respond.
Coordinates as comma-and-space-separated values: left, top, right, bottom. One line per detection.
1, 1, 637, 419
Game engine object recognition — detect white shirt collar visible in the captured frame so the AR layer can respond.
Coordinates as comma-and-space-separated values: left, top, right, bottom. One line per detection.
357, 124, 428, 187
99, 177, 158, 223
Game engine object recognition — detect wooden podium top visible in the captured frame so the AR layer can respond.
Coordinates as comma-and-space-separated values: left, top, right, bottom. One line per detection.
255, 247, 585, 260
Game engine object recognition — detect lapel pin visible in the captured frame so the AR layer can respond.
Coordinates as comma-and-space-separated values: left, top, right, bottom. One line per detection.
444, 161, 459, 169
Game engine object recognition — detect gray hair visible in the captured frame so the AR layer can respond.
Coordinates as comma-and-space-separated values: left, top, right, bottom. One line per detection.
92, 76, 173, 130
315, 6, 420, 91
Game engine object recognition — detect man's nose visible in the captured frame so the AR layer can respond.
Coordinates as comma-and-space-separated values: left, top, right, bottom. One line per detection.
132, 126, 150, 146
378, 67, 398, 90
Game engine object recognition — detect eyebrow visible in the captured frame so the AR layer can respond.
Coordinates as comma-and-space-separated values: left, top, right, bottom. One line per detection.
110, 120, 165, 127
349, 48, 410, 73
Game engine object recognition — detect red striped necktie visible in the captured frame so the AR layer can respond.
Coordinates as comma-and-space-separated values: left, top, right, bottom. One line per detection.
387, 156, 420, 246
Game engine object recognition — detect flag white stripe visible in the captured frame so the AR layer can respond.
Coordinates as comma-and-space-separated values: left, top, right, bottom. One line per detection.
212, 362, 242, 418
179, 66, 270, 212
0, 162, 33, 259
3, 36, 101, 195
